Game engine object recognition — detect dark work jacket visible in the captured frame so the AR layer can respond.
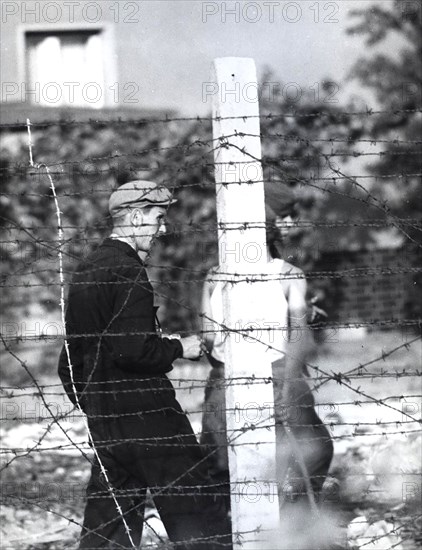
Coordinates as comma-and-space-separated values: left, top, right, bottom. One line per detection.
58, 238, 183, 422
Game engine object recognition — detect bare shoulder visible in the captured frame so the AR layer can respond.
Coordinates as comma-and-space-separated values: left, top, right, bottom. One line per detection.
280, 260, 305, 279
279, 260, 307, 300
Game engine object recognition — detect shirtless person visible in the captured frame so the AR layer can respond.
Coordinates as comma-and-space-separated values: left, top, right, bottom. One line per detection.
200, 183, 333, 529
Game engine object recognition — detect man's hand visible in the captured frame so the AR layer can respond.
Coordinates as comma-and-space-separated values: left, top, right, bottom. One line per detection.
180, 335, 203, 360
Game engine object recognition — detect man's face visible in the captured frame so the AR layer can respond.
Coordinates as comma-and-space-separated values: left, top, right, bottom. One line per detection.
132, 205, 167, 253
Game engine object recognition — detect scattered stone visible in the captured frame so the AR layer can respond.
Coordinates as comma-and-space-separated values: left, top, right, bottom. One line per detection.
347, 515, 404, 549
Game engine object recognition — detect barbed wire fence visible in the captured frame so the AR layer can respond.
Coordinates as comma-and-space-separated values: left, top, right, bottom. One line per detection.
0, 107, 421, 550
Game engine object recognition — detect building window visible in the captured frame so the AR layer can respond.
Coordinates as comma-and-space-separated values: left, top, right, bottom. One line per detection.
25, 30, 106, 108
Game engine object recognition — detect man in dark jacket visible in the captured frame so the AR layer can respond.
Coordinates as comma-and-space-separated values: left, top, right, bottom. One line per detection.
58, 180, 230, 549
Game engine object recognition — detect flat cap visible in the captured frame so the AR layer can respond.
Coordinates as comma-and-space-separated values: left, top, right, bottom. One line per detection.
109, 180, 176, 216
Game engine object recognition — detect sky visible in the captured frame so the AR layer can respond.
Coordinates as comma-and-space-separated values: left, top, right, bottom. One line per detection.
113, 0, 388, 115
0, 0, 394, 116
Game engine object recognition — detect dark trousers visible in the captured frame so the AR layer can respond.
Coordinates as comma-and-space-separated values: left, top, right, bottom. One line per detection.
200, 362, 333, 514
80, 385, 231, 550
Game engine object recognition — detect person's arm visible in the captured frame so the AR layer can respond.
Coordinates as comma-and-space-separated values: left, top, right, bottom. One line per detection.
283, 266, 312, 399
201, 270, 217, 356
107, 265, 183, 372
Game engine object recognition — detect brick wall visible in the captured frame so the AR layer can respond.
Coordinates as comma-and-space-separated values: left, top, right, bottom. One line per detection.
315, 247, 420, 325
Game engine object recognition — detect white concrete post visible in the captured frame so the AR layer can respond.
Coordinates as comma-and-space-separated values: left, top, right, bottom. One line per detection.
211, 57, 280, 549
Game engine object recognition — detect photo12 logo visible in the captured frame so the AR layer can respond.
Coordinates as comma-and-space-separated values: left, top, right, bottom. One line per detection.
202, 80, 340, 104
1, 321, 65, 342
2, 2, 140, 24
1, 481, 86, 503
202, 2, 340, 24
2, 81, 141, 106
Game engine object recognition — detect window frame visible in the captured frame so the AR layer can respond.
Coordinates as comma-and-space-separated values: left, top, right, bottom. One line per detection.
17, 22, 118, 107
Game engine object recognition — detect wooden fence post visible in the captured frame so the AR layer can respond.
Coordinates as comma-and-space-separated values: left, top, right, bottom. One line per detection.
211, 57, 280, 549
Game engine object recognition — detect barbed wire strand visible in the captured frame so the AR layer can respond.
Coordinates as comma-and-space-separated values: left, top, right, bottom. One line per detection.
1, 114, 420, 548
33, 127, 138, 549
0, 106, 420, 129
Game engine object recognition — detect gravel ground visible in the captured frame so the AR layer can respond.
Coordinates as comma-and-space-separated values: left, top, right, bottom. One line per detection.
1, 330, 420, 549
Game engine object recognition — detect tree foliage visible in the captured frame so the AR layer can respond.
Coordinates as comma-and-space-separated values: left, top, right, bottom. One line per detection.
150, 80, 369, 330
3, 0, 421, 332
347, 0, 422, 318
347, 0, 422, 219
1, 89, 360, 333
